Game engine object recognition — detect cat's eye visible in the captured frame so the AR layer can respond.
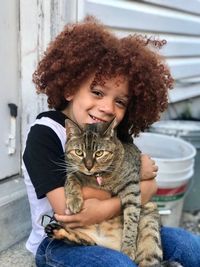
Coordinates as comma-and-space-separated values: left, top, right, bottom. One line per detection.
75, 149, 84, 157
95, 150, 104, 157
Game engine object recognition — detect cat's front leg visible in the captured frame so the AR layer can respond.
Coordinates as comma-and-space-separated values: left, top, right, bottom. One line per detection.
65, 175, 83, 214
121, 204, 141, 261
136, 202, 162, 267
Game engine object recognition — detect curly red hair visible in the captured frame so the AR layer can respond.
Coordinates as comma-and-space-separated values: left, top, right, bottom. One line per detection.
33, 16, 173, 140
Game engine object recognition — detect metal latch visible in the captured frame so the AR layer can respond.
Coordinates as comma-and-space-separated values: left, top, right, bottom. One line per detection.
7, 103, 18, 155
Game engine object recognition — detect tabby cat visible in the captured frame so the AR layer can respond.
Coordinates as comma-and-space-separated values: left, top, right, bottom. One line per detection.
45, 119, 182, 267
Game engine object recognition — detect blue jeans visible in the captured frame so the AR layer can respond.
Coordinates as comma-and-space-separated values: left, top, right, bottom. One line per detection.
35, 227, 200, 267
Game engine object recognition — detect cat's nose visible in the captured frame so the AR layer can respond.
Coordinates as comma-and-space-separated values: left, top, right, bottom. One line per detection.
85, 159, 93, 171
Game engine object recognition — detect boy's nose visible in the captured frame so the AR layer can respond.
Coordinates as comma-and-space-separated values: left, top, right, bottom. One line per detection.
99, 100, 115, 115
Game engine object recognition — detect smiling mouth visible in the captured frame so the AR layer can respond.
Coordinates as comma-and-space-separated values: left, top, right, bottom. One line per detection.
89, 115, 107, 123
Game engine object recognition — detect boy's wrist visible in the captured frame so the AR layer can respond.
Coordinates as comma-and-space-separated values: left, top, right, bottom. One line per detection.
82, 186, 111, 200
102, 197, 121, 219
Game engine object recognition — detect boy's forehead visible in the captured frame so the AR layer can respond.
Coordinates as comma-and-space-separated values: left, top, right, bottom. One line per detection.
93, 75, 128, 87
103, 75, 129, 94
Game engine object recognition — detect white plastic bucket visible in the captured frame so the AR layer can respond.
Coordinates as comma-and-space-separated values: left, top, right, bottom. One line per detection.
150, 120, 200, 212
134, 132, 196, 227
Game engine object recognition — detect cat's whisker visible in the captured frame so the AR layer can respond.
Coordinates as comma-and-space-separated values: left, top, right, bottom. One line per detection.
97, 165, 115, 173
50, 159, 67, 168
49, 158, 80, 176
66, 163, 80, 174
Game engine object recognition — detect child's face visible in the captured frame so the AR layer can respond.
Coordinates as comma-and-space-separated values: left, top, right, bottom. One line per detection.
64, 74, 129, 128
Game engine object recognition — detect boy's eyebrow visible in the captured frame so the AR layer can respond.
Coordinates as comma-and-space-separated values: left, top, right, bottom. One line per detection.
118, 95, 129, 100
101, 84, 129, 99
114, 91, 129, 99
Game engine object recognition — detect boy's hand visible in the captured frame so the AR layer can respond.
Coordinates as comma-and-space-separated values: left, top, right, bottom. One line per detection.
140, 154, 158, 204
54, 197, 121, 228
140, 154, 158, 181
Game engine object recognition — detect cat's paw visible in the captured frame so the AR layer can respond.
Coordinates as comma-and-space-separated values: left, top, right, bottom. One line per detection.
45, 222, 97, 246
45, 223, 64, 239
67, 195, 83, 214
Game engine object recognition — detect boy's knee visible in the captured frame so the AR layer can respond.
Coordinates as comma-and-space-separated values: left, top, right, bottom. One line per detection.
161, 227, 200, 267
96, 248, 137, 267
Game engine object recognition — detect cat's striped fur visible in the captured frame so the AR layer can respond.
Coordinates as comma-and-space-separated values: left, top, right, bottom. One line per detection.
45, 119, 182, 267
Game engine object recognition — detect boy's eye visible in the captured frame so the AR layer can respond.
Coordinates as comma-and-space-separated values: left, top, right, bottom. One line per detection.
75, 149, 84, 156
116, 99, 127, 108
95, 150, 104, 157
91, 88, 103, 97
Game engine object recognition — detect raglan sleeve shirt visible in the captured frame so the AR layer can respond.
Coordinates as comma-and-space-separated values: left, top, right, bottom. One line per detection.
23, 124, 66, 199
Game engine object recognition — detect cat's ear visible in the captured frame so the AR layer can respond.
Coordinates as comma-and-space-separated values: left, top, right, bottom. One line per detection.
103, 118, 117, 137
65, 119, 82, 138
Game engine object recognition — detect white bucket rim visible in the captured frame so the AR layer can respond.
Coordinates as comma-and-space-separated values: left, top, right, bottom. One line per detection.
137, 132, 196, 162
156, 169, 193, 184
151, 120, 200, 135
157, 165, 193, 175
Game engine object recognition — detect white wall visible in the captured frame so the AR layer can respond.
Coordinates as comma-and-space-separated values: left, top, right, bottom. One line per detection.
78, 0, 200, 118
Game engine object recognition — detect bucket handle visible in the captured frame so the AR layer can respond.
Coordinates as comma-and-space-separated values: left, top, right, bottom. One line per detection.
159, 209, 171, 215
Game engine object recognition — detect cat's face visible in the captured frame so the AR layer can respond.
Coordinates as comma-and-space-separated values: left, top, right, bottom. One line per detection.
65, 119, 118, 176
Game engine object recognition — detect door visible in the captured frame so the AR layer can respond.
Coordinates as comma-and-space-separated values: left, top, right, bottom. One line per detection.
0, 0, 20, 179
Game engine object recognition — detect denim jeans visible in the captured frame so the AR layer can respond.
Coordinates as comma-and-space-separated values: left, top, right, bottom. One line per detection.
35, 227, 200, 267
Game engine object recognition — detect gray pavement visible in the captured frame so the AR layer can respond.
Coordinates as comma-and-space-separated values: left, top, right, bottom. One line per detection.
0, 237, 35, 267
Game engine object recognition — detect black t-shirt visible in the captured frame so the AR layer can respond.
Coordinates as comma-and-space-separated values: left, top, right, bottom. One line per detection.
23, 111, 67, 199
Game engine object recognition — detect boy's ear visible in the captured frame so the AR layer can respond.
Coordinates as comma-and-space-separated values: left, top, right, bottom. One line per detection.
65, 95, 73, 101
103, 118, 117, 137
65, 119, 82, 138
65, 92, 74, 101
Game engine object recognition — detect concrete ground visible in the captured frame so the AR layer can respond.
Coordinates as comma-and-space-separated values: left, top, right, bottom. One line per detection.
0, 237, 35, 267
